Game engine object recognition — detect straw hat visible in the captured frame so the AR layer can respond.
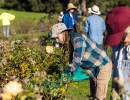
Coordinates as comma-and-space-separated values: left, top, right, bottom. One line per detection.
90, 5, 101, 15
66, 3, 77, 11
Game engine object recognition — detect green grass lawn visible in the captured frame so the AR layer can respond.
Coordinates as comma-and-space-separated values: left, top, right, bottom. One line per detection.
9, 32, 48, 40
0, 32, 48, 41
0, 8, 48, 21
0, 8, 59, 35
65, 78, 112, 100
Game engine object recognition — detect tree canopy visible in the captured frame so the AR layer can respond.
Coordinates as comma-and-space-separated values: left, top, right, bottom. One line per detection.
0, 0, 130, 14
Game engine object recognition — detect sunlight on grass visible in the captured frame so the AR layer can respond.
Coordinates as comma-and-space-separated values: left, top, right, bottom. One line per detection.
0, 32, 48, 41
0, 8, 48, 20
9, 32, 48, 40
66, 78, 112, 100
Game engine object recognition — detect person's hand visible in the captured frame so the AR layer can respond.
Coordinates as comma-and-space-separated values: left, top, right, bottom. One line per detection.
64, 64, 76, 72
63, 66, 71, 73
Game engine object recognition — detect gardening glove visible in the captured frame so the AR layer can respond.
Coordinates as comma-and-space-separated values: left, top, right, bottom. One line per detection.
64, 64, 76, 72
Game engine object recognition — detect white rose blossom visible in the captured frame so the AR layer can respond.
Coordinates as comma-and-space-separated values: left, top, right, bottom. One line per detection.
2, 92, 12, 100
46, 46, 54, 54
3, 81, 23, 96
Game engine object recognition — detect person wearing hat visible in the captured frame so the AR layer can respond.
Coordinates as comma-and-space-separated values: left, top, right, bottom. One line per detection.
58, 11, 64, 23
51, 23, 112, 100
105, 7, 130, 100
84, 5, 106, 47
88, 7, 92, 15
62, 3, 78, 32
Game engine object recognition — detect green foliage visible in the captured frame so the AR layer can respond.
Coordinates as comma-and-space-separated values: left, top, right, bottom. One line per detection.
1, 0, 130, 13
44, 0, 63, 13
1, 0, 63, 13
0, 0, 5, 7
27, 0, 45, 12
0, 39, 73, 99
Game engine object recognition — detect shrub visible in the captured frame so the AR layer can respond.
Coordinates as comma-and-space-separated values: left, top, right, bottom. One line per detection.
0, 39, 72, 100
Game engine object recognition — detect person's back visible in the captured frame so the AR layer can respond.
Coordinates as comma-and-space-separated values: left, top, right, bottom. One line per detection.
0, 12, 15, 26
84, 14, 105, 44
84, 5, 106, 46
70, 32, 109, 69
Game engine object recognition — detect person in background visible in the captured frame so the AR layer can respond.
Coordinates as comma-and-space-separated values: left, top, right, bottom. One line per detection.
77, 8, 82, 18
48, 12, 54, 25
48, 12, 54, 19
88, 7, 91, 15
0, 12, 15, 38
104, 7, 130, 100
84, 5, 106, 47
39, 17, 45, 32
58, 11, 64, 23
62, 3, 78, 32
51, 23, 112, 100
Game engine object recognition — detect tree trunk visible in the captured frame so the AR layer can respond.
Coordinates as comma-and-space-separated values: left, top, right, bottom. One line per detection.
81, 0, 87, 15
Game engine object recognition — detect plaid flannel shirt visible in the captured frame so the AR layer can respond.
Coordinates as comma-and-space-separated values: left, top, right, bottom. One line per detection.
69, 33, 110, 80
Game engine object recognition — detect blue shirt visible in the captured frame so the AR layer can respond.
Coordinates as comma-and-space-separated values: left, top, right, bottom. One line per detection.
84, 14, 106, 45
62, 12, 77, 32
69, 33, 110, 79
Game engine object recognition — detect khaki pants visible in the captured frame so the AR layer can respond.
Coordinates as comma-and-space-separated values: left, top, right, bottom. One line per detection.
90, 61, 112, 100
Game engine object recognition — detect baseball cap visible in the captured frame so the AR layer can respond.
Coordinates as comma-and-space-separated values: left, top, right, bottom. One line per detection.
105, 7, 130, 46
51, 23, 73, 38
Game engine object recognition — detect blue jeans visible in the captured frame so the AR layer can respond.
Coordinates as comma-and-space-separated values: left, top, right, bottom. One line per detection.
2, 25, 10, 38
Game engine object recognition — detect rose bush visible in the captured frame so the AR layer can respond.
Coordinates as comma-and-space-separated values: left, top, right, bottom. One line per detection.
0, 39, 72, 100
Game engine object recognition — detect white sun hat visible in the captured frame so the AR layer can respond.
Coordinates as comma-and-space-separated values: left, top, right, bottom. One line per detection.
90, 5, 101, 15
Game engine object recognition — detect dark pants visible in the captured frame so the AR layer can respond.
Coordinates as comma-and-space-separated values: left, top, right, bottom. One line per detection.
89, 67, 99, 98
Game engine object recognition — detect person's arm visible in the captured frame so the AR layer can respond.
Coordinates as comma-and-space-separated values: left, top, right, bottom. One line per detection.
84, 18, 89, 33
68, 37, 86, 71
102, 20, 106, 32
62, 14, 69, 28
9, 13, 15, 21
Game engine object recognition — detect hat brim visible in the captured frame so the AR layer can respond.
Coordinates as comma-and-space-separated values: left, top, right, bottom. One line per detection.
66, 7, 77, 11
104, 31, 124, 46
90, 9, 101, 15
51, 28, 73, 38
62, 28, 73, 32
